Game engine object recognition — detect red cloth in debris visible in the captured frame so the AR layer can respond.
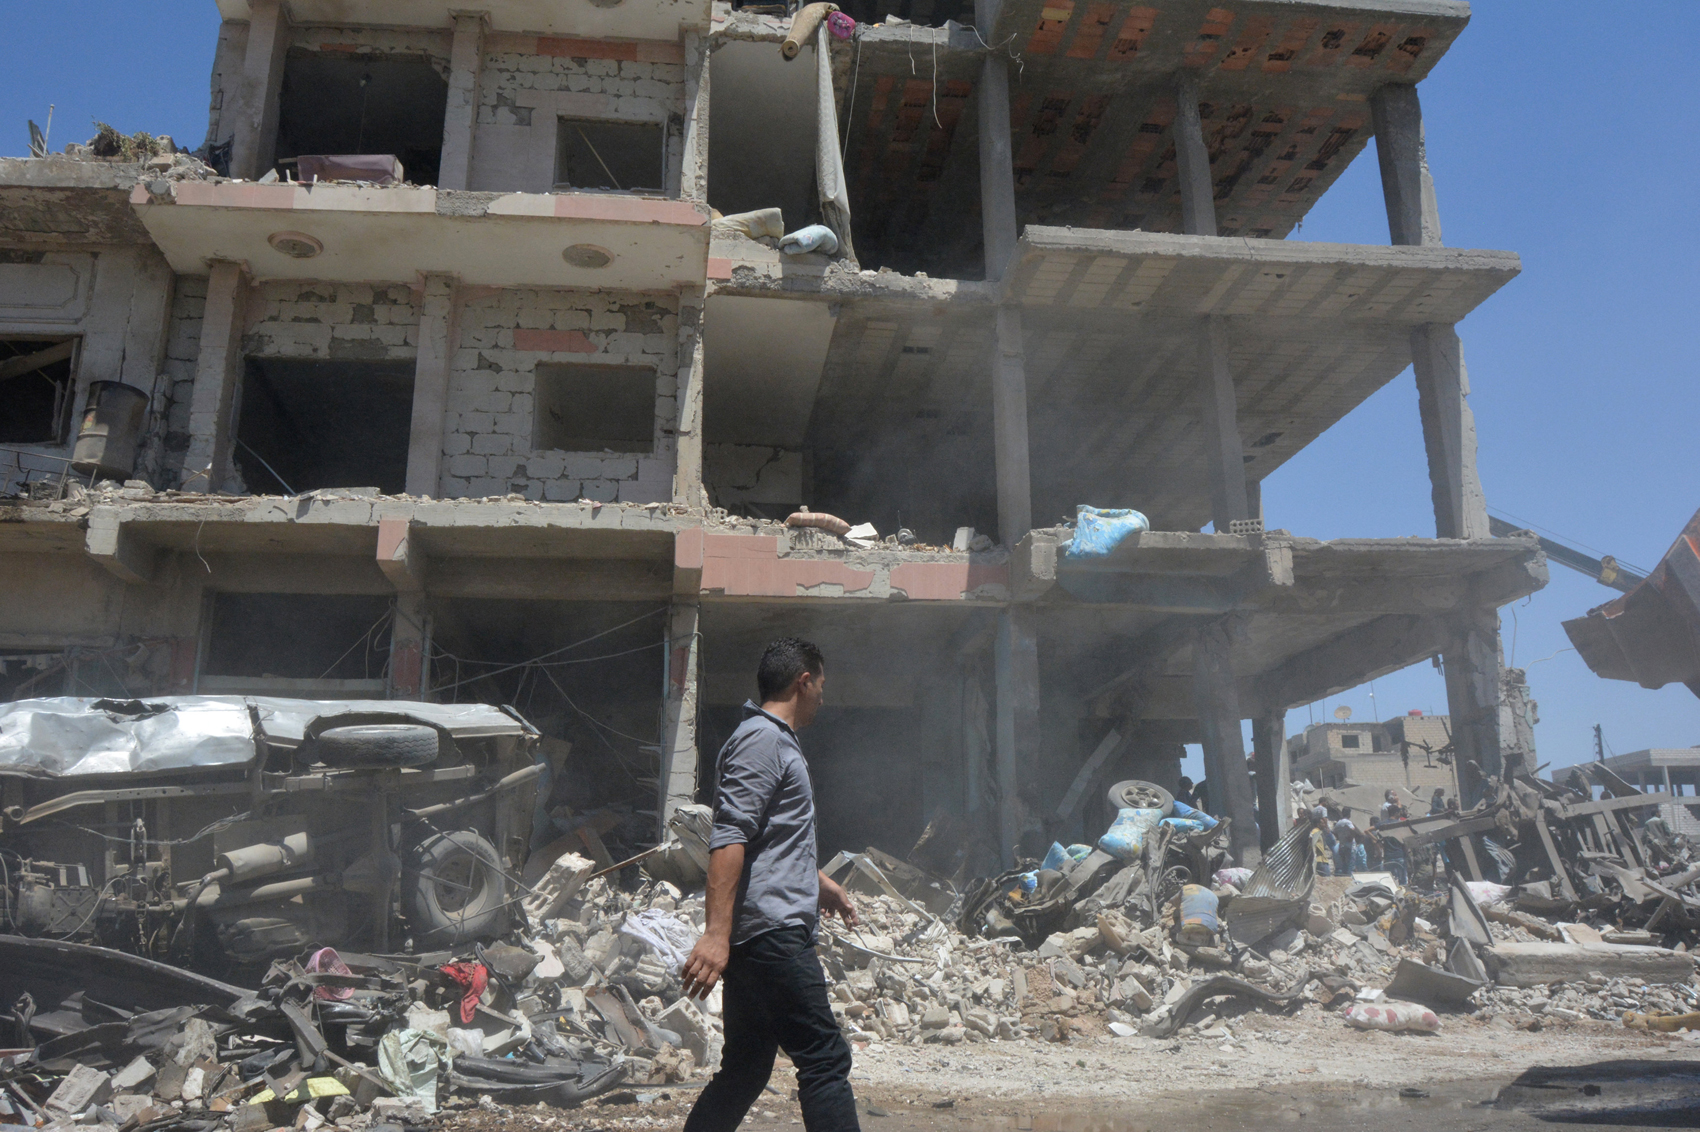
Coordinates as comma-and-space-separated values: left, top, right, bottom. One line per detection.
439, 962, 488, 1024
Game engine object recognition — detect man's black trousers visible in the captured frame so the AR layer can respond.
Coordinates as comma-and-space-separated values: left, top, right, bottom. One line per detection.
683, 925, 861, 1132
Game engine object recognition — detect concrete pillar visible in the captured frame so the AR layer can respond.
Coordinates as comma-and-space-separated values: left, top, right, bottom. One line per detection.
1369, 84, 1441, 248
992, 309, 1033, 545
1443, 606, 1503, 802
1198, 316, 1250, 532
181, 260, 249, 493
658, 601, 701, 836
229, 0, 290, 181
1251, 711, 1289, 851
389, 592, 430, 700
977, 55, 1019, 281
406, 274, 460, 497
994, 607, 1039, 867
1192, 618, 1259, 863
438, 12, 487, 191
679, 30, 710, 202
977, 54, 1033, 546
672, 295, 706, 507
1173, 71, 1217, 237
1412, 324, 1488, 540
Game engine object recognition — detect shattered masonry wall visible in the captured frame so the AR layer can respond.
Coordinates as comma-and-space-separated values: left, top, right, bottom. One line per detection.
0, 248, 172, 487
291, 27, 451, 69
242, 281, 421, 361
471, 34, 688, 195
705, 444, 804, 510
156, 275, 208, 488
202, 21, 248, 155
203, 23, 452, 156
443, 289, 678, 502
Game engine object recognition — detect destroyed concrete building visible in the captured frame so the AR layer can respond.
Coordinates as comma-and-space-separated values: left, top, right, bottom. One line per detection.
0, 0, 1546, 878
1289, 713, 1461, 800
1571, 749, 1700, 837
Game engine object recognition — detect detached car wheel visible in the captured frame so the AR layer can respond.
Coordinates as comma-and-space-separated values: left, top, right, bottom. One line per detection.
314, 723, 439, 769
1106, 778, 1175, 815
406, 830, 509, 944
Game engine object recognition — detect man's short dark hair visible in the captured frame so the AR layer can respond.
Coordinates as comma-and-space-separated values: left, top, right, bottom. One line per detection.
758, 638, 824, 701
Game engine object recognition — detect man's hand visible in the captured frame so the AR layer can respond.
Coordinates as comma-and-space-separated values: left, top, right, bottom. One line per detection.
683, 843, 744, 998
681, 931, 730, 999
817, 872, 859, 928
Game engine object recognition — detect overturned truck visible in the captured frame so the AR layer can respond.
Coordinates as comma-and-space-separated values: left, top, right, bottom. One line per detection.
0, 697, 544, 972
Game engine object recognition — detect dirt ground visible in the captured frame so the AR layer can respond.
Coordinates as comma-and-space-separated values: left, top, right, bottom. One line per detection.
436, 1008, 1699, 1132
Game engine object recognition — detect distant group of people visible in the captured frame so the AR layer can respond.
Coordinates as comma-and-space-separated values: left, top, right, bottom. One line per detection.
1306, 788, 1448, 884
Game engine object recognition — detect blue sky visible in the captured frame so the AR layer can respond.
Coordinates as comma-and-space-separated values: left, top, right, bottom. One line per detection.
3, 4, 1696, 775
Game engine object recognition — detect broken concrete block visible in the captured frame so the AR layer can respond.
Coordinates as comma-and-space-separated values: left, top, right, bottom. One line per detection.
523, 851, 596, 923
154, 1061, 187, 1101
46, 1065, 111, 1115
1050, 957, 1086, 989
371, 1098, 432, 1125
181, 1067, 205, 1102
1485, 942, 1696, 988
110, 1095, 155, 1124
1116, 977, 1154, 1012
919, 1004, 950, 1029
169, 1017, 217, 1067
112, 1056, 155, 1091
655, 998, 710, 1065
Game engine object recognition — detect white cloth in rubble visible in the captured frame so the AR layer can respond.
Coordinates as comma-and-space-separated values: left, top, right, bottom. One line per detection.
620, 909, 701, 973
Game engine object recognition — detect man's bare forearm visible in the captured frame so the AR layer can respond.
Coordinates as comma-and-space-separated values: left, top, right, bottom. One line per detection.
702, 843, 745, 942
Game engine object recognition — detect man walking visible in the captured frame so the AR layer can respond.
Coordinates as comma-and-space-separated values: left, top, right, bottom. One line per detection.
681, 638, 861, 1132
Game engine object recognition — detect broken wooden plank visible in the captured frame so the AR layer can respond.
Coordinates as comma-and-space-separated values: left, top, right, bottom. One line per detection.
0, 340, 74, 384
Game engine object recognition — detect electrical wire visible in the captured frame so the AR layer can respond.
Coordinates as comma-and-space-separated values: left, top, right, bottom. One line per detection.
1487, 506, 1653, 577
316, 608, 393, 680
427, 606, 667, 692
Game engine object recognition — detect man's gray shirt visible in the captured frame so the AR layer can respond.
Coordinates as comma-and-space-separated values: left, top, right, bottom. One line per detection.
708, 701, 819, 945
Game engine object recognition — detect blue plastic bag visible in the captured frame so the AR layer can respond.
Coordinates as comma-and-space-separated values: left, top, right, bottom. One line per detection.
1098, 807, 1163, 861
1065, 505, 1150, 558
1170, 800, 1219, 829
1041, 842, 1093, 872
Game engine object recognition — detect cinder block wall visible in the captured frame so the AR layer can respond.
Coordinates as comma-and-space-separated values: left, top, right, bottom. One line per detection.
156, 275, 208, 487
293, 26, 451, 66
472, 34, 688, 195
243, 281, 422, 361
443, 288, 678, 502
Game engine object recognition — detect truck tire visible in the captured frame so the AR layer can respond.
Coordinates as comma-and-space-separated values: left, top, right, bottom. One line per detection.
314, 723, 439, 770
1106, 779, 1175, 816
405, 830, 508, 944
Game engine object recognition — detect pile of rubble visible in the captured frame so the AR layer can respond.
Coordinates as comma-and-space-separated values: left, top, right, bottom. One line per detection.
11, 767, 1700, 1130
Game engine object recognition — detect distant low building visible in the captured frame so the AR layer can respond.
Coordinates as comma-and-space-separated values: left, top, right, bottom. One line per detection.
1288, 712, 1461, 807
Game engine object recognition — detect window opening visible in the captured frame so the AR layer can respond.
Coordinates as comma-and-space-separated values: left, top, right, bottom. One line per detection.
555, 119, 664, 193
533, 364, 655, 453
1340, 733, 1360, 749
236, 358, 415, 494
204, 593, 393, 680
0, 337, 78, 445
275, 53, 448, 185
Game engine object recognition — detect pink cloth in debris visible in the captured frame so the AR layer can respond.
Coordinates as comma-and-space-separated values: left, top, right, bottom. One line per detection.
306, 947, 355, 1002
